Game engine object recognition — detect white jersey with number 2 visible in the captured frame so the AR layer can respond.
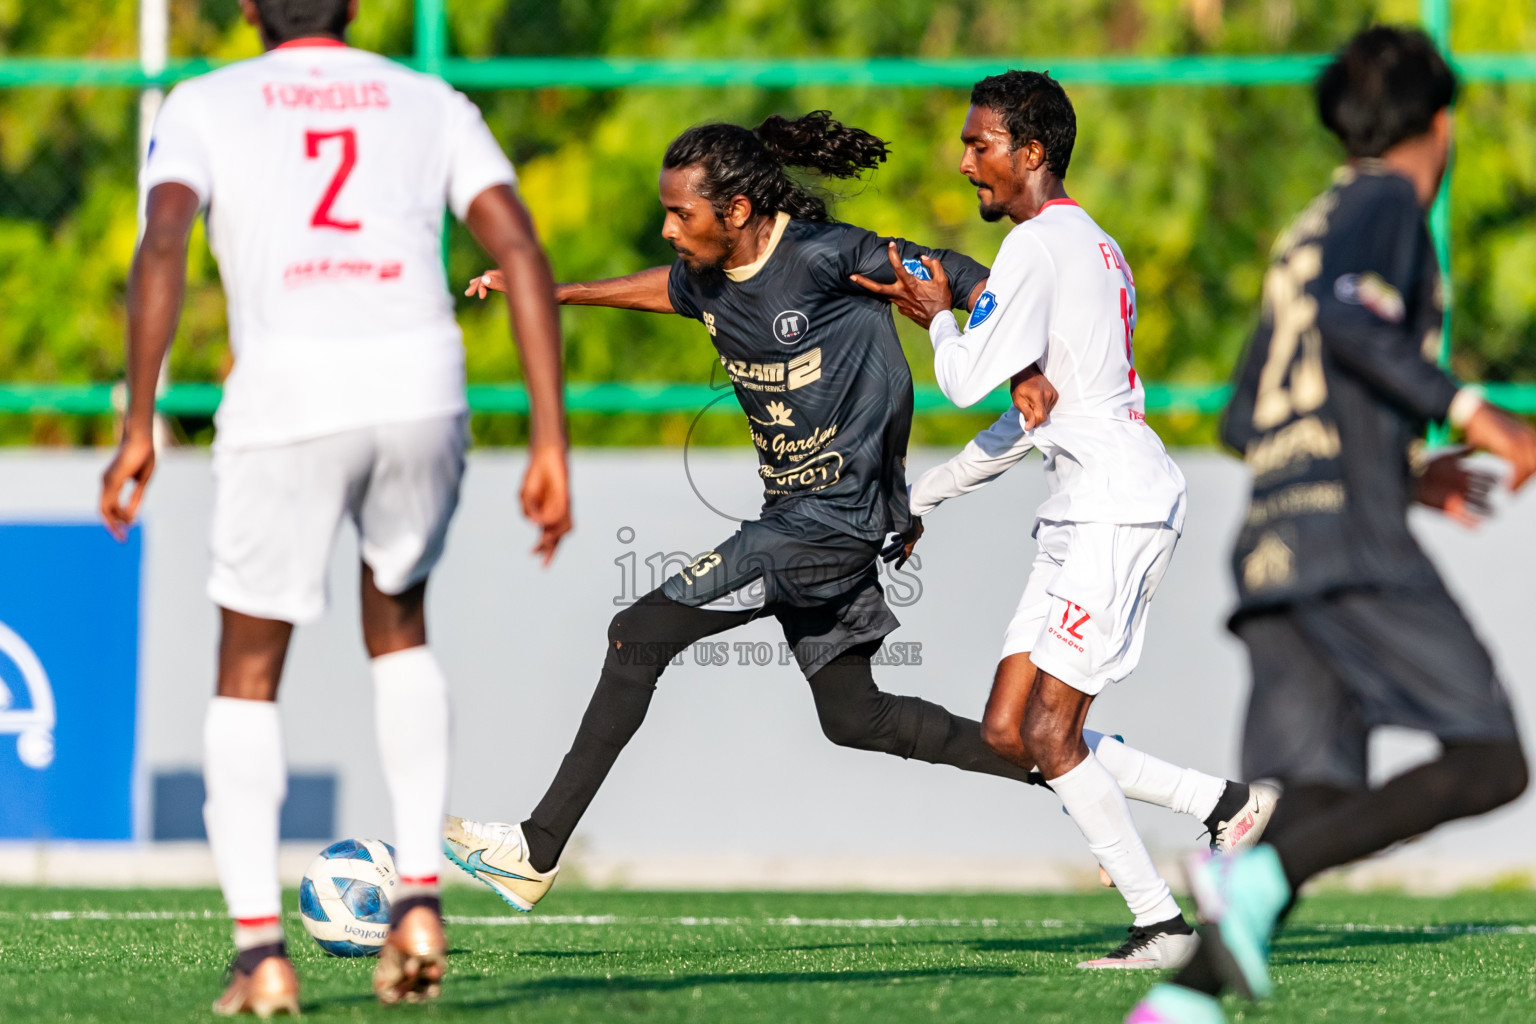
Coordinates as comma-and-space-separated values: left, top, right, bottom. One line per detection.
141, 40, 516, 450
914, 199, 1186, 531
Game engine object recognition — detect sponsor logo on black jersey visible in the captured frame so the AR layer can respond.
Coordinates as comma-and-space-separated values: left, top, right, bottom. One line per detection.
750, 420, 839, 462
720, 347, 822, 392
1334, 272, 1405, 323
760, 450, 843, 495
1242, 530, 1296, 593
748, 401, 796, 428
772, 309, 811, 345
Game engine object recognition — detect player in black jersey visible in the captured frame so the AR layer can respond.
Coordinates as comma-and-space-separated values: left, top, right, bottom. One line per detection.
442, 111, 1047, 909
1128, 27, 1536, 1024
444, 112, 1251, 929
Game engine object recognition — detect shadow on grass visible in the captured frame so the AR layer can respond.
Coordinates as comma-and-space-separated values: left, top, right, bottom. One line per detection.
474, 932, 1117, 962
1277, 923, 1467, 957
475, 948, 615, 961
966, 927, 1126, 957
313, 965, 1028, 1013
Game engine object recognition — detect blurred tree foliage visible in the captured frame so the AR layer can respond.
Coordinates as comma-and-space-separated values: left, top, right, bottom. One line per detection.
0, 0, 1533, 445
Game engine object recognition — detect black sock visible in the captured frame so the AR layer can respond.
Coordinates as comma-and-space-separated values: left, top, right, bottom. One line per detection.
1171, 939, 1224, 996
1203, 780, 1251, 834
234, 941, 286, 976
521, 819, 563, 876
919, 708, 1040, 784
808, 645, 1037, 785
523, 715, 637, 874
1269, 741, 1527, 890
389, 894, 441, 928
522, 592, 753, 875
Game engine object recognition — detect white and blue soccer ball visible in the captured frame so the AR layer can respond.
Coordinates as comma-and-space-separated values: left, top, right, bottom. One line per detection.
298, 838, 399, 957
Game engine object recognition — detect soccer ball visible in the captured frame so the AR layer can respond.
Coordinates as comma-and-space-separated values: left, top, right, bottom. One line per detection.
298, 838, 399, 957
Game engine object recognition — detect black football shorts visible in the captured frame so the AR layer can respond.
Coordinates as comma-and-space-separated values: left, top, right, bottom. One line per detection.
1236, 580, 1520, 789
661, 509, 900, 677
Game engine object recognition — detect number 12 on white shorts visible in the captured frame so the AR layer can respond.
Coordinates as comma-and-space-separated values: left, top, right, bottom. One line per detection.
1000, 520, 1180, 696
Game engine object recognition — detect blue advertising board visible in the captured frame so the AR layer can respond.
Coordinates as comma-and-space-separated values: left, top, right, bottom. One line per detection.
0, 523, 141, 839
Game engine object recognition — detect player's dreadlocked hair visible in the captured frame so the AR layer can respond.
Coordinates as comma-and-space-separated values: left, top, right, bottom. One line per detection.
1317, 26, 1457, 159
662, 111, 890, 223
969, 70, 1077, 178
251, 0, 351, 44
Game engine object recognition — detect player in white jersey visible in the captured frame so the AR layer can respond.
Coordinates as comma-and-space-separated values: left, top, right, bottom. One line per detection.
861, 71, 1277, 968
98, 0, 570, 1013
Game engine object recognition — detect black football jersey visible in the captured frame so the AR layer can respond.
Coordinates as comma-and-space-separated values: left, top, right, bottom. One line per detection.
1222, 163, 1462, 612
668, 216, 990, 541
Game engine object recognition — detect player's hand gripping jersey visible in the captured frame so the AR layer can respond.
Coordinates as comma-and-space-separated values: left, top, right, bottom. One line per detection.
1221, 164, 1483, 610
911, 199, 1185, 531
141, 40, 516, 449
667, 214, 989, 541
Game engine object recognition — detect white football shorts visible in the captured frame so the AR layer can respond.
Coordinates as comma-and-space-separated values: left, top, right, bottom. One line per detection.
208, 415, 469, 624
1000, 519, 1179, 696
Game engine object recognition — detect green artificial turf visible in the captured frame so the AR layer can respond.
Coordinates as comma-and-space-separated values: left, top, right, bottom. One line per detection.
2, 886, 1533, 1022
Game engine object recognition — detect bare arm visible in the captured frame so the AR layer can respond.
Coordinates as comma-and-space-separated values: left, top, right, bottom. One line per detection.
468, 264, 675, 314
100, 181, 200, 540
558, 267, 674, 312
463, 184, 572, 564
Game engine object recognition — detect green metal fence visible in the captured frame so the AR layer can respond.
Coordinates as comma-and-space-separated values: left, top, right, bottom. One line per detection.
0, 0, 1529, 420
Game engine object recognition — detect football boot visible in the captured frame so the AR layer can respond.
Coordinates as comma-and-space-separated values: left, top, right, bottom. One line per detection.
212, 949, 299, 1018
1211, 782, 1281, 854
1124, 983, 1228, 1023
442, 816, 558, 912
1184, 846, 1290, 1000
1077, 916, 1198, 970
373, 902, 447, 1005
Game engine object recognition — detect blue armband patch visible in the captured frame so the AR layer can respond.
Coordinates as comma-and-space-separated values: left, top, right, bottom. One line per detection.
967, 291, 997, 329
901, 257, 933, 281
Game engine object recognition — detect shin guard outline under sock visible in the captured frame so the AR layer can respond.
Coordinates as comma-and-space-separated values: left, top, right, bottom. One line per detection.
1048, 751, 1183, 926
204, 697, 286, 923
372, 646, 452, 882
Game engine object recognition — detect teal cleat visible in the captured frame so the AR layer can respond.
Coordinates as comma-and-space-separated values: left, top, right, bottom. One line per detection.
1184, 845, 1291, 1000
1124, 984, 1227, 1023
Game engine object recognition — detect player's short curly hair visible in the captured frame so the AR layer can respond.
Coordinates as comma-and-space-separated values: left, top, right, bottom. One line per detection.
1316, 26, 1458, 159
251, 0, 351, 44
969, 70, 1076, 178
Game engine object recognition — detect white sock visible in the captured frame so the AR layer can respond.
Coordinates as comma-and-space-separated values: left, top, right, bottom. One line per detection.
372, 645, 451, 888
203, 697, 286, 929
1047, 751, 1182, 927
1085, 729, 1228, 823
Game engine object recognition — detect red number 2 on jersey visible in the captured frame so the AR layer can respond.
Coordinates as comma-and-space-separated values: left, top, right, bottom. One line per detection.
305, 129, 361, 232
1119, 287, 1138, 390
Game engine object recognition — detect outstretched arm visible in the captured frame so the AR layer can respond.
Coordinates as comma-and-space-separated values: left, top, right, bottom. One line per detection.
468, 265, 675, 314
859, 232, 1051, 408
463, 184, 572, 564
908, 408, 1037, 518
100, 181, 200, 541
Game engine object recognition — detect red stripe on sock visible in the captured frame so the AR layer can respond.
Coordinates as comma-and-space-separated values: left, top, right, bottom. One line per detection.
235, 915, 281, 928
399, 875, 439, 886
